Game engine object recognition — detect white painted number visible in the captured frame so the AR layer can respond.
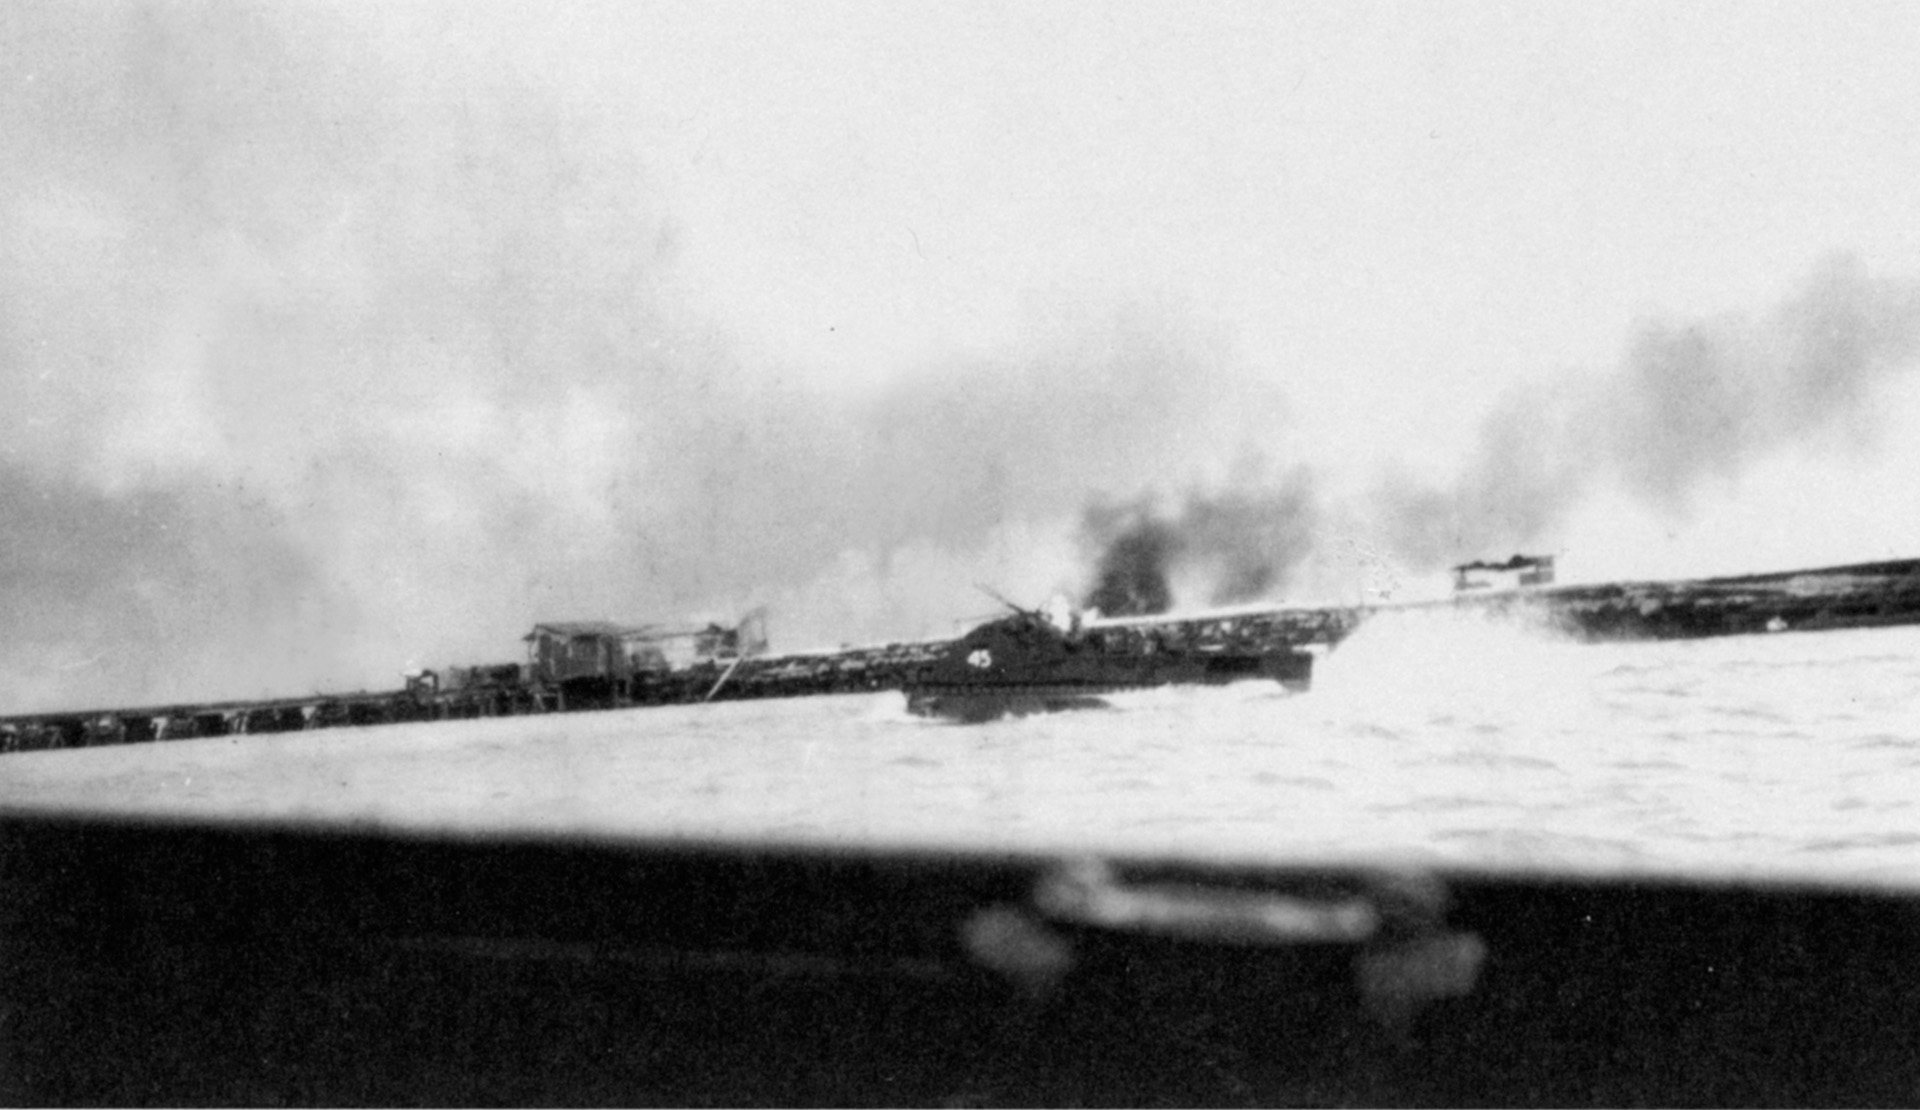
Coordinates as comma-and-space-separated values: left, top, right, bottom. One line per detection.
967, 649, 993, 669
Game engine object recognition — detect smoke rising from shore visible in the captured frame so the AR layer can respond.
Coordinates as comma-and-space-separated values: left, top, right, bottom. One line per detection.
1070, 256, 1920, 604
1080, 468, 1319, 616
1368, 256, 1920, 573
1082, 509, 1178, 617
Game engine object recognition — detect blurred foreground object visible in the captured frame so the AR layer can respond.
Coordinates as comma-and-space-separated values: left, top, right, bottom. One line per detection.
4, 813, 1918, 1106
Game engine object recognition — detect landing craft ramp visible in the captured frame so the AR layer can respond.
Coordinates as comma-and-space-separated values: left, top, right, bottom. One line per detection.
6, 810, 1920, 1105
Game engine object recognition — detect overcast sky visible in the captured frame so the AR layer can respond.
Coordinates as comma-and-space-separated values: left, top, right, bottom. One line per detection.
6, 1, 1920, 710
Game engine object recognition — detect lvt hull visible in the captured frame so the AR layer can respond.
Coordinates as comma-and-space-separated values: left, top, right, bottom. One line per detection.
902, 610, 1315, 722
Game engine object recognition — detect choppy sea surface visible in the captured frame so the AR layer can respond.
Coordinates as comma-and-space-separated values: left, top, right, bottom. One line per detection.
7, 610, 1920, 888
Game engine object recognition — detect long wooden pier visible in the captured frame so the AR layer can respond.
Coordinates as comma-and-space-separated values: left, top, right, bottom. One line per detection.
7, 557, 1920, 754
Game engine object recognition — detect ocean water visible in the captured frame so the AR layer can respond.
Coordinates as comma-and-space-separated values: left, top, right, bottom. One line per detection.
6, 610, 1920, 889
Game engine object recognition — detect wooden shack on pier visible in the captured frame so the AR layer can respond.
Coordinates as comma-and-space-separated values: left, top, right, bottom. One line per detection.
523, 611, 771, 709
524, 622, 671, 685
1452, 554, 1556, 592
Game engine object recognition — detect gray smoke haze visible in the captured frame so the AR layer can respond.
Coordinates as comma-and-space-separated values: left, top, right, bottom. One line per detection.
0, 5, 1295, 711
10, 8, 1919, 714
0, 470, 341, 713
1371, 256, 1920, 571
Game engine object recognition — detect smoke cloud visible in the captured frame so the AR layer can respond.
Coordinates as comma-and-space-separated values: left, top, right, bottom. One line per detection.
1082, 506, 1179, 617
0, 468, 344, 713
9, 8, 1920, 714
1080, 466, 1320, 616
0, 6, 1296, 711
1368, 256, 1920, 572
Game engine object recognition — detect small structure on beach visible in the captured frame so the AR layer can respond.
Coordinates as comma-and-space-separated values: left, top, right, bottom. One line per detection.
1452, 554, 1556, 592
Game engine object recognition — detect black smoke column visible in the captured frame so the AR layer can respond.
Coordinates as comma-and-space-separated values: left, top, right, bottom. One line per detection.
1083, 515, 1177, 616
